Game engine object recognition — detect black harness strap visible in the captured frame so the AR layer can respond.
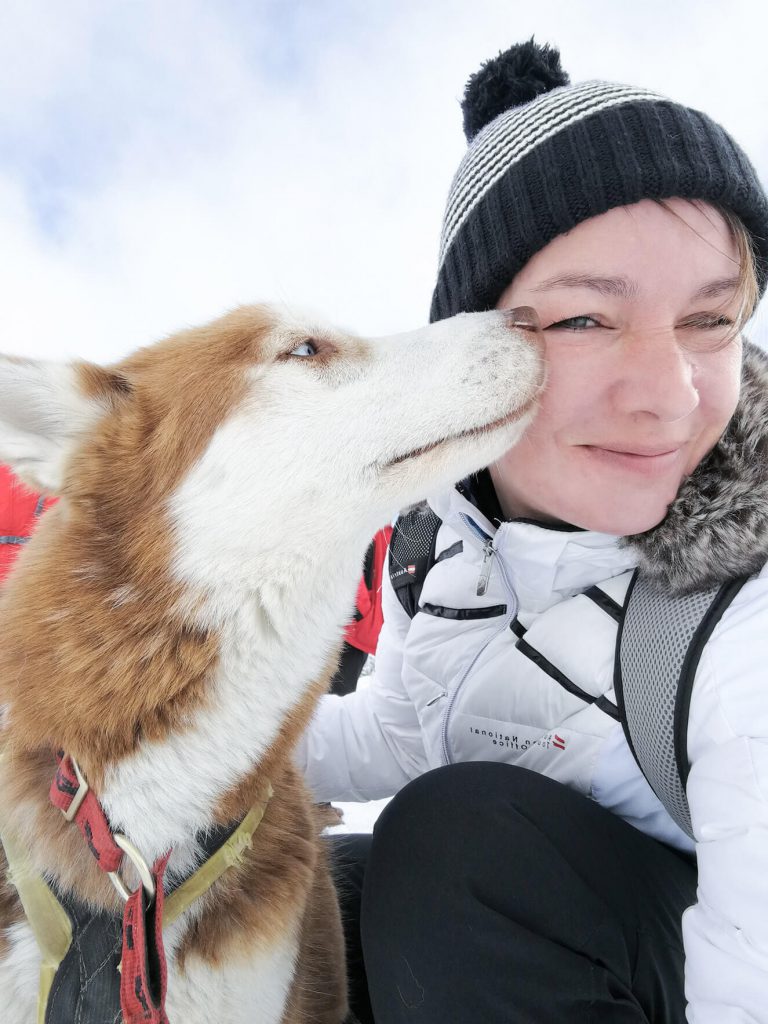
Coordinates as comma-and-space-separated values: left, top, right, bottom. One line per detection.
44, 819, 242, 1024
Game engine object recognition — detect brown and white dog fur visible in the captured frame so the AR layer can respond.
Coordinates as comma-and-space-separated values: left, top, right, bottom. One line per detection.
0, 304, 543, 1023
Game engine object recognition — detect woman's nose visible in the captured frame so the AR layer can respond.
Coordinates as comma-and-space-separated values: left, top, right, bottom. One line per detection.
612, 329, 699, 423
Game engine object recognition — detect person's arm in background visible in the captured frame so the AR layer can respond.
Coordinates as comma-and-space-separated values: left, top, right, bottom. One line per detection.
327, 528, 391, 697
295, 565, 428, 803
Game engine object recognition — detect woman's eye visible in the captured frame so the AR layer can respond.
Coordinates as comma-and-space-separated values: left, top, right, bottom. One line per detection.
546, 315, 601, 331
289, 339, 318, 358
678, 314, 738, 351
682, 314, 735, 331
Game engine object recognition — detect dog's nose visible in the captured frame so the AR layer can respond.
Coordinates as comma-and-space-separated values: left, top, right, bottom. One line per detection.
502, 305, 541, 332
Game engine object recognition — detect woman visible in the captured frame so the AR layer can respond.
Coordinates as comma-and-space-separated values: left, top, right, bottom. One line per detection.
298, 41, 768, 1022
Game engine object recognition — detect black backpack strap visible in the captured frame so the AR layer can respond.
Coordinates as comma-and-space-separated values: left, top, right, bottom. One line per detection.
615, 570, 748, 840
388, 504, 442, 618
350, 540, 376, 624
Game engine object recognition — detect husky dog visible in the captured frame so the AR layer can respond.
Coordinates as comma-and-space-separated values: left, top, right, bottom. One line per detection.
0, 304, 543, 1023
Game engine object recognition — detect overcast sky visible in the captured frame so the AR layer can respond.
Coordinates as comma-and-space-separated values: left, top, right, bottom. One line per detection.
2, 0, 768, 363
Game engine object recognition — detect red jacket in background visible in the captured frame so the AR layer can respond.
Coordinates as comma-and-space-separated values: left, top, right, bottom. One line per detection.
344, 525, 393, 656
0, 465, 57, 583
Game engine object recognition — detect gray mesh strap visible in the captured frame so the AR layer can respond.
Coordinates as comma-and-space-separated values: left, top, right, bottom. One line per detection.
389, 505, 442, 618
617, 573, 746, 840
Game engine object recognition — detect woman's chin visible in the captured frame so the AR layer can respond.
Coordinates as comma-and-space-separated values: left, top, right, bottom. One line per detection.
571, 501, 671, 537
492, 464, 680, 536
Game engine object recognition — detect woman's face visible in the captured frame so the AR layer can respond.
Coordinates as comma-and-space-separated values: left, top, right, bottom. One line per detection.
491, 198, 744, 535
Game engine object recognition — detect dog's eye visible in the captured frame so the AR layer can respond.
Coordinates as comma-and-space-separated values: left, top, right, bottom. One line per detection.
289, 339, 318, 358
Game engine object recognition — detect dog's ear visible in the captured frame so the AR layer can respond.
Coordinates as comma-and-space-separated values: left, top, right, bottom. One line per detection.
0, 356, 132, 493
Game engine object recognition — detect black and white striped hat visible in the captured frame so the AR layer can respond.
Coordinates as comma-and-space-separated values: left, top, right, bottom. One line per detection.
430, 40, 768, 323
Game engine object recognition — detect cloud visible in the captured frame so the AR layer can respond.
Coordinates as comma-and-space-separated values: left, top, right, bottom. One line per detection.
1, 0, 767, 362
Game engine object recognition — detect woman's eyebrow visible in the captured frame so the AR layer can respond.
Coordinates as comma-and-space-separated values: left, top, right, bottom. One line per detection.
530, 274, 639, 299
529, 274, 741, 301
692, 276, 740, 299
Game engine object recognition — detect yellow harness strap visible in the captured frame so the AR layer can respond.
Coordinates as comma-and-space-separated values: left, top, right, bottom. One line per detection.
1, 822, 73, 1024
0, 778, 272, 1023
164, 784, 273, 927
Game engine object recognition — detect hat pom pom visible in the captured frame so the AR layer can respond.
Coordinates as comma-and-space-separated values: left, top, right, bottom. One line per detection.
462, 39, 570, 141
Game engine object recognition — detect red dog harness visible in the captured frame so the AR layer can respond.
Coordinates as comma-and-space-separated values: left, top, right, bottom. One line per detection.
51, 752, 170, 1023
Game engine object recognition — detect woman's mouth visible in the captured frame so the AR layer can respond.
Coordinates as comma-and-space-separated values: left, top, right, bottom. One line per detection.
580, 444, 684, 475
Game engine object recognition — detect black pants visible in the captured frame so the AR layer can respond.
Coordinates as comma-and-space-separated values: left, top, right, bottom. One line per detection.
330, 762, 696, 1024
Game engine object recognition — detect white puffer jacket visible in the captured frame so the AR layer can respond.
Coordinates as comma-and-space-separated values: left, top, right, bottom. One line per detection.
299, 346, 768, 1022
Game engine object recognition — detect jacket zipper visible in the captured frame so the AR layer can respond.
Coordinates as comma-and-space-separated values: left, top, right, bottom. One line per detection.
476, 539, 495, 596
459, 512, 507, 598
440, 514, 518, 765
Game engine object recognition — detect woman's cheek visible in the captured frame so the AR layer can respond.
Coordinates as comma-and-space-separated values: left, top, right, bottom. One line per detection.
542, 338, 607, 410
696, 341, 743, 423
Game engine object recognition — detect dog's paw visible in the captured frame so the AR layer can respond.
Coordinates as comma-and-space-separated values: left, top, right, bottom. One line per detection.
314, 801, 345, 830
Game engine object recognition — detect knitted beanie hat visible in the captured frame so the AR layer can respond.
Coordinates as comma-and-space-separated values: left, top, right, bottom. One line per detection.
430, 39, 768, 323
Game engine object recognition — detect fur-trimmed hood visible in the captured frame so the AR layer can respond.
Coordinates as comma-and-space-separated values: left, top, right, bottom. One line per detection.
625, 341, 768, 594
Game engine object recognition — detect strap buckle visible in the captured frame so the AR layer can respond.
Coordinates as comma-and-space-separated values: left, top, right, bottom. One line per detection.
108, 834, 156, 903
62, 756, 90, 822
59, 755, 155, 902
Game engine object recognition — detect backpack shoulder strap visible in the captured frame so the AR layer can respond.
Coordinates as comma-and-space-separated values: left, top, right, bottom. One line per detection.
388, 504, 442, 618
615, 570, 748, 840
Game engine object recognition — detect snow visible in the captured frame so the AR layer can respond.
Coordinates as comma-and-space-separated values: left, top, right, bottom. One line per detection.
325, 796, 390, 835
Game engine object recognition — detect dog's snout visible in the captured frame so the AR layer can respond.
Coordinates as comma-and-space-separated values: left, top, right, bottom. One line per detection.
501, 305, 541, 333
